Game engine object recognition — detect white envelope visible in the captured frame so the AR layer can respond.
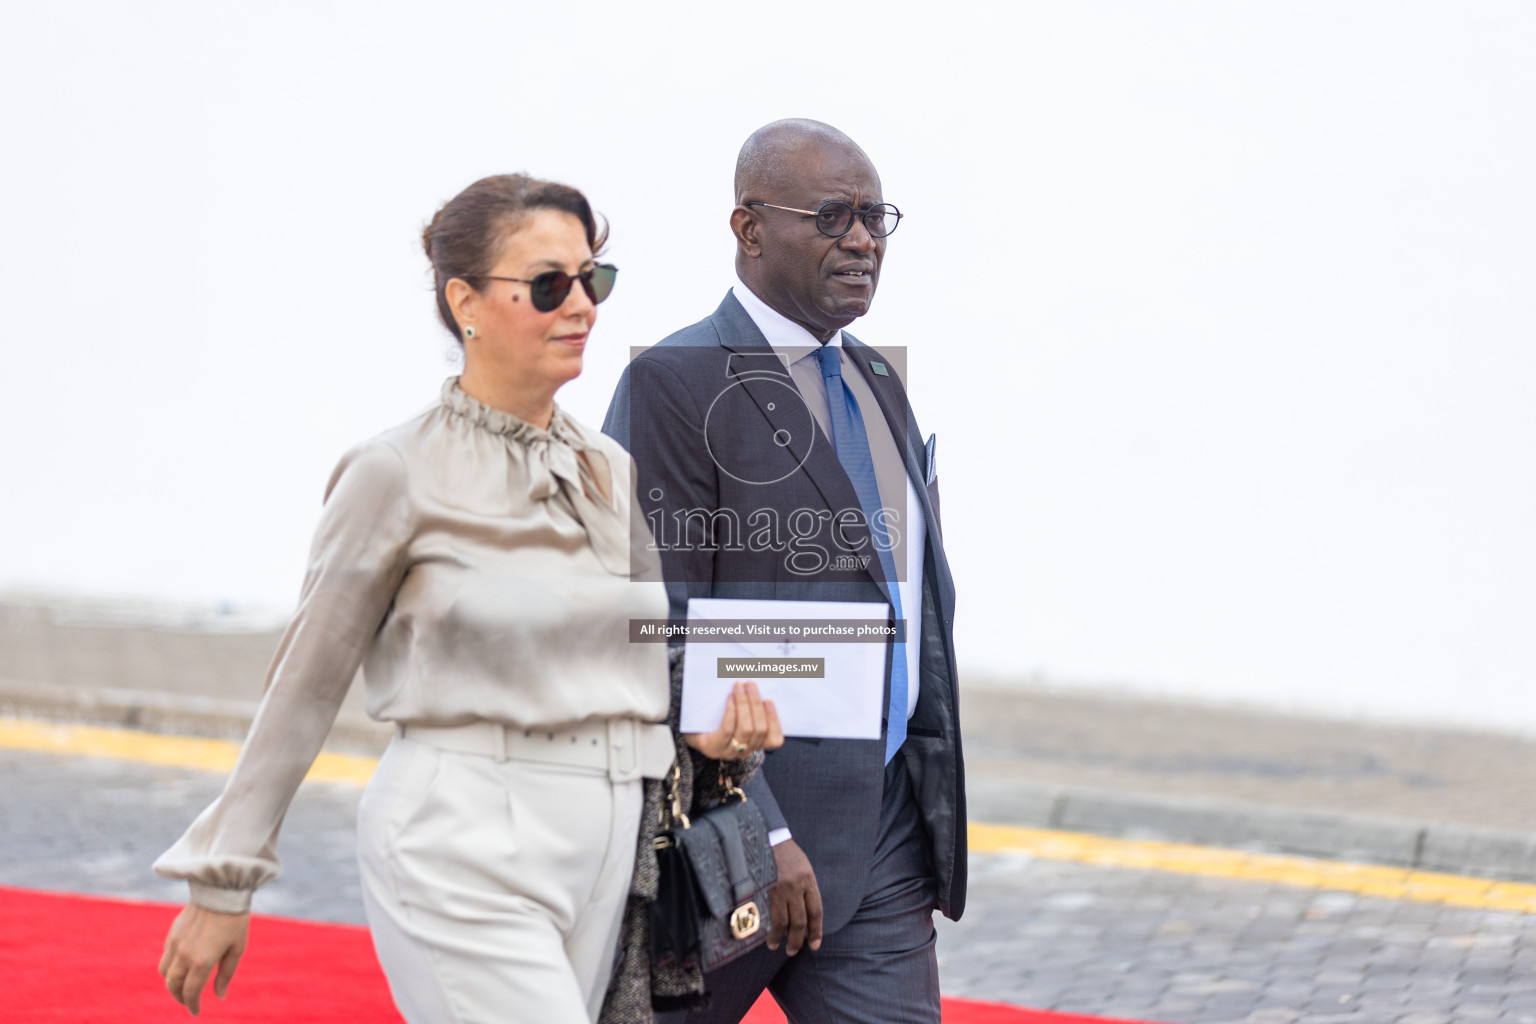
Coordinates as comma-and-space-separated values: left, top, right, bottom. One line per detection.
678, 597, 890, 740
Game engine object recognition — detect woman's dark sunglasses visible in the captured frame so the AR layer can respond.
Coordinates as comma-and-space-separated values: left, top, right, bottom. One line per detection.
475, 263, 618, 312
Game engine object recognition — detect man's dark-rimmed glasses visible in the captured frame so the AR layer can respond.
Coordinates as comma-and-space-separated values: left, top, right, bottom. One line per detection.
744, 200, 903, 239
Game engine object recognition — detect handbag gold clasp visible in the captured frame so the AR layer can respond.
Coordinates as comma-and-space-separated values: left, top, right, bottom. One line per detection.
729, 902, 761, 939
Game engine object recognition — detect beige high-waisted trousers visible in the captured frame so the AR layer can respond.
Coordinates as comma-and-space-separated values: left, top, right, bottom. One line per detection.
356, 733, 644, 1023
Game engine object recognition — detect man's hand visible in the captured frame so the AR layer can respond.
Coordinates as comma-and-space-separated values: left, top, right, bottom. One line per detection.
159, 903, 249, 1016
767, 839, 823, 955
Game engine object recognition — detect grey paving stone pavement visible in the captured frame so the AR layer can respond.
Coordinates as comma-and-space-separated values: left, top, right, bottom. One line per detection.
5, 746, 1536, 1024
0, 746, 366, 923
4, 596, 1536, 880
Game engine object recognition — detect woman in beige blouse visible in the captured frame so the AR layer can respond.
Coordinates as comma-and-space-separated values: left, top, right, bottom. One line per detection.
154, 174, 781, 1022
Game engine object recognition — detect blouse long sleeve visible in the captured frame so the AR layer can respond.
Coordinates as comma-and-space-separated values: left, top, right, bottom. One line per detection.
153, 440, 414, 913
153, 377, 671, 914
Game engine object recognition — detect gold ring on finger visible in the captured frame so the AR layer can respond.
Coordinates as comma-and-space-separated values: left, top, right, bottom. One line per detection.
730, 739, 748, 754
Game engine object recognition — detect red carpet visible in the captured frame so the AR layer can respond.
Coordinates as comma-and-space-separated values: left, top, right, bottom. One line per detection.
0, 886, 1148, 1023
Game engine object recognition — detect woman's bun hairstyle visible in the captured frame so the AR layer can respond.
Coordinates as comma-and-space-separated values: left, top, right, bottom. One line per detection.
422, 174, 608, 340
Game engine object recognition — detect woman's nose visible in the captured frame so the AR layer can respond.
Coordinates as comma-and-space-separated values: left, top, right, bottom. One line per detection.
560, 277, 596, 316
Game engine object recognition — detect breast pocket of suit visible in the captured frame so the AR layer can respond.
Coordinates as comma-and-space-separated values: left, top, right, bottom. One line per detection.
922, 433, 942, 537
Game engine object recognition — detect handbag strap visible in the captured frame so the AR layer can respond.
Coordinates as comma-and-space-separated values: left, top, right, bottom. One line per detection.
662, 759, 747, 835
653, 762, 689, 853
663, 761, 690, 830
698, 807, 759, 904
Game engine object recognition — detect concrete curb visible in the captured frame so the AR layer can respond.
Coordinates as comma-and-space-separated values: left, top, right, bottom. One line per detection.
0, 679, 392, 755
968, 775, 1536, 884
8, 678, 1536, 886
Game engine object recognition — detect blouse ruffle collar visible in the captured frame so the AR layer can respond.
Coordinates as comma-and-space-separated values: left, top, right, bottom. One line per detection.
439, 379, 635, 578
441, 377, 604, 505
439, 377, 582, 446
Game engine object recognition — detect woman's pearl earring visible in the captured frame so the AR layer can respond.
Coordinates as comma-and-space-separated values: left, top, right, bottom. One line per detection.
464, 326, 476, 340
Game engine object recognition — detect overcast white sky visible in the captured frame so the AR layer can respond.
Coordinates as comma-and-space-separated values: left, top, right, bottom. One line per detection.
2, 2, 1532, 731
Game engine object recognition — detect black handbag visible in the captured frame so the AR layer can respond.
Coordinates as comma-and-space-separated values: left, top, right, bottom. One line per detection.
649, 763, 778, 973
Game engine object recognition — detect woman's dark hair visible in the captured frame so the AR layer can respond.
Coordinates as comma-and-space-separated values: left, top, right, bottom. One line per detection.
422, 174, 609, 340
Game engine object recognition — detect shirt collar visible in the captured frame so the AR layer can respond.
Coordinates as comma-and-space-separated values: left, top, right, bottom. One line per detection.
731, 278, 843, 370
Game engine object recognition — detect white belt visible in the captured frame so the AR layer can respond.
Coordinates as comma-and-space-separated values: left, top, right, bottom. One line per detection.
397, 718, 676, 783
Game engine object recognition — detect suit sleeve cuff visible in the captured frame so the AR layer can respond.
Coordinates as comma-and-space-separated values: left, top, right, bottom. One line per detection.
188, 881, 253, 915
767, 828, 793, 847
744, 771, 786, 833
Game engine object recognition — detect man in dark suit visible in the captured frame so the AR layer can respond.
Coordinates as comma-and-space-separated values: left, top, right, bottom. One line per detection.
603, 118, 964, 1024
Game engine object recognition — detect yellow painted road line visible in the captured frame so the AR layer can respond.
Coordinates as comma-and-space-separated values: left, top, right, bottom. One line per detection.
971, 822, 1536, 915
0, 717, 375, 786
6, 716, 1535, 915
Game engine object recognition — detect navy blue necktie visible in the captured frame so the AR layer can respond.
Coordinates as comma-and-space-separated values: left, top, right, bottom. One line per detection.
815, 344, 907, 763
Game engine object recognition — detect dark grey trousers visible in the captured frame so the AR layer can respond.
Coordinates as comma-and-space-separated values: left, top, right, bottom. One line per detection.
664, 751, 941, 1024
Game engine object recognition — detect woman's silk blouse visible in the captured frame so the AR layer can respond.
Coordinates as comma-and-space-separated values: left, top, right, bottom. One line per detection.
154, 378, 670, 913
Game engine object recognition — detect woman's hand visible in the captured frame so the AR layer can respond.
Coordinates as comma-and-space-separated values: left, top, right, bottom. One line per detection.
684, 680, 785, 759
159, 902, 250, 1016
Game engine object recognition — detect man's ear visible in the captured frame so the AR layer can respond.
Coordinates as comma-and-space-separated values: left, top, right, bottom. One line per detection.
729, 206, 762, 259
445, 277, 480, 336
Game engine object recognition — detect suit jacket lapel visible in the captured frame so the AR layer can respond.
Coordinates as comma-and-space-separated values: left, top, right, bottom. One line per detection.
843, 335, 959, 630
707, 293, 892, 599
842, 336, 940, 546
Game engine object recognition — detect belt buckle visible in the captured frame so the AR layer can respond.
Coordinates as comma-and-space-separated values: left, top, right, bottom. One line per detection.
606, 719, 640, 783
